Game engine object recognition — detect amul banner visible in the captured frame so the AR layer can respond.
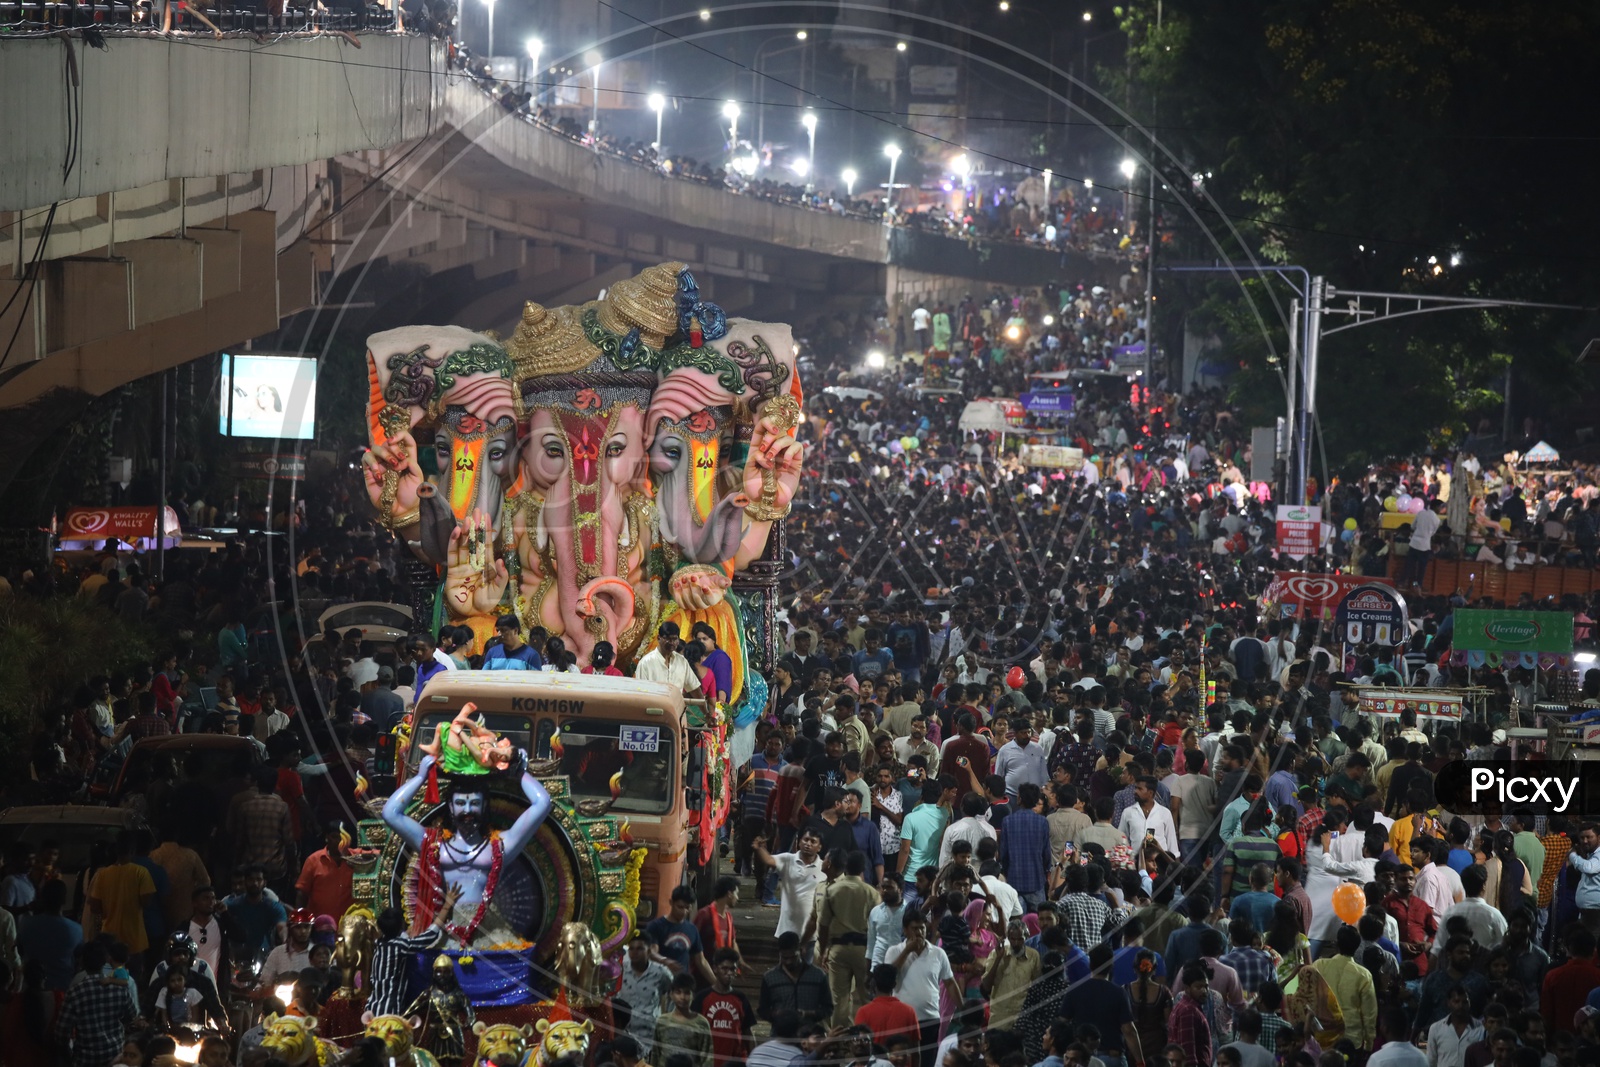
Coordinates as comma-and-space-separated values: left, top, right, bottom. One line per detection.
1451, 610, 1574, 654
1357, 688, 1464, 721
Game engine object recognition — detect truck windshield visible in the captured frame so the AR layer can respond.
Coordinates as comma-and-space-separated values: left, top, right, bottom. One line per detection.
555, 720, 675, 814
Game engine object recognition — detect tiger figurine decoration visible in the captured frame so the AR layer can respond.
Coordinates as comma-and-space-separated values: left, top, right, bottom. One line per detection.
363, 1012, 442, 1067
534, 1018, 594, 1067
473, 1022, 535, 1067
258, 1015, 341, 1067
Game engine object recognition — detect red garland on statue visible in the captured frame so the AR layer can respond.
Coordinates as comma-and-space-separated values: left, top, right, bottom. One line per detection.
414, 826, 504, 943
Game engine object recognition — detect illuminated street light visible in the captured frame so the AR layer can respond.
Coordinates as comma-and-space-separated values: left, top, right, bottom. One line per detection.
648, 92, 666, 150
842, 167, 858, 195
586, 50, 603, 135
698, 7, 710, 18
866, 350, 886, 369
795, 29, 807, 39
1082, 10, 1092, 21
896, 41, 907, 51
524, 36, 542, 96
790, 157, 810, 177
951, 153, 970, 181
884, 143, 902, 213
723, 100, 740, 149
801, 111, 817, 191
1084, 178, 1094, 189
998, 1, 1010, 10
1119, 158, 1137, 180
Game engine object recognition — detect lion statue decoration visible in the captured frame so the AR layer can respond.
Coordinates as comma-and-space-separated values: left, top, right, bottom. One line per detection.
259, 1015, 341, 1067
473, 1022, 535, 1067
363, 1012, 442, 1067
535, 1018, 593, 1067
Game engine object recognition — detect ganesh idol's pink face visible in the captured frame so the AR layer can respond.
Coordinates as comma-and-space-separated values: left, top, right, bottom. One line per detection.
522, 405, 647, 495
520, 402, 649, 662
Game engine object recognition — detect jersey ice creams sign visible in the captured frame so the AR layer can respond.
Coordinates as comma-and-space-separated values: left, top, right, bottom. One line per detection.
1335, 583, 1407, 645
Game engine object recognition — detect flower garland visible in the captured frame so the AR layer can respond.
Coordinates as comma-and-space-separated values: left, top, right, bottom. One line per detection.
417, 827, 504, 946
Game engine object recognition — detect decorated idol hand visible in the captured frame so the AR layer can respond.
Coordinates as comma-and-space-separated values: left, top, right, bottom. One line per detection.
670, 564, 731, 611
362, 428, 426, 521
442, 508, 509, 619
741, 434, 804, 514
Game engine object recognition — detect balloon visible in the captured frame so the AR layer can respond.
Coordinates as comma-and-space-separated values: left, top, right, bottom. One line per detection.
1341, 528, 1356, 542
1006, 666, 1026, 690
1384, 496, 1398, 512
1343, 518, 1358, 531
1407, 498, 1426, 514
1332, 882, 1366, 925
1396, 494, 1412, 511
1500, 517, 1513, 532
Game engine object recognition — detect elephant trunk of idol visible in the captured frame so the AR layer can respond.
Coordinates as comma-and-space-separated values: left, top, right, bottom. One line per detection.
414, 438, 506, 567
655, 457, 747, 566
542, 477, 635, 665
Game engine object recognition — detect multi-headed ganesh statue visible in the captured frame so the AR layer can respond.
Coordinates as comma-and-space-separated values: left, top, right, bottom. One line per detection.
361, 262, 802, 703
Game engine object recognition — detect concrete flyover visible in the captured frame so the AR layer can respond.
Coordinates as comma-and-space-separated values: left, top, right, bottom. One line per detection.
323, 72, 1122, 340
313, 72, 892, 340
0, 31, 440, 410
0, 33, 1122, 416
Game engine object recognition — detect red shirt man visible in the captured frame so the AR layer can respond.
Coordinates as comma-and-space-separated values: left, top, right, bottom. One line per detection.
941, 713, 992, 782
1542, 928, 1600, 1034
693, 952, 754, 1067
295, 824, 354, 920
1382, 865, 1438, 976
854, 975, 918, 1046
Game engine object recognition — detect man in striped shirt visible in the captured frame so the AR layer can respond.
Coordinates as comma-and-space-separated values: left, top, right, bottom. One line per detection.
368, 883, 463, 1016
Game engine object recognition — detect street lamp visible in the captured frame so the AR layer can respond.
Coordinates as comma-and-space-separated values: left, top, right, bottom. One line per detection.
795, 29, 807, 39
896, 40, 907, 51
648, 92, 666, 151
482, 0, 496, 60
1119, 158, 1137, 180
1082, 9, 1092, 20
587, 50, 603, 135
842, 167, 857, 196
883, 143, 902, 215
801, 111, 817, 191
698, 7, 710, 18
525, 36, 542, 97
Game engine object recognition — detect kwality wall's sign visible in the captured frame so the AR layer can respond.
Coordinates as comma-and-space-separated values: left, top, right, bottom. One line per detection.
1335, 582, 1408, 645
1451, 609, 1574, 654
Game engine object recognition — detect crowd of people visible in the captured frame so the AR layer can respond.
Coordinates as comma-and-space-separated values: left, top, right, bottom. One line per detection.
6, 270, 1600, 1067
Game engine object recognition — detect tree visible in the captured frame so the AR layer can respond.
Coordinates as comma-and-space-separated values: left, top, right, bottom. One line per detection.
1113, 0, 1600, 469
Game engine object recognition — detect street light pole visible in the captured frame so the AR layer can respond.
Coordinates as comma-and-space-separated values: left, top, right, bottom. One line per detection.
723, 100, 740, 156
648, 92, 666, 151
525, 37, 542, 98
802, 111, 817, 192
884, 143, 901, 218
483, 0, 495, 61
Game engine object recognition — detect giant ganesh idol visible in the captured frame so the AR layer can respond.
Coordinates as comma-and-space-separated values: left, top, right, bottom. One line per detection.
361, 261, 802, 711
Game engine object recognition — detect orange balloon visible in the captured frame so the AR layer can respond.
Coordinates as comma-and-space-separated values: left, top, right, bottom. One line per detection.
1331, 882, 1366, 925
